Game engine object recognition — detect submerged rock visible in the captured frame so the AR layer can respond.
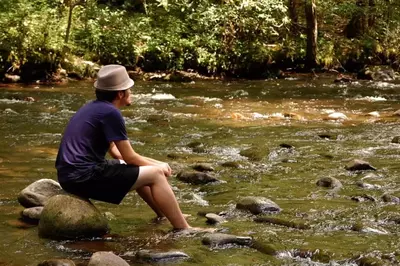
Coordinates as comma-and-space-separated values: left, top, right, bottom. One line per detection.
88, 252, 129, 266
316, 177, 342, 189
202, 233, 253, 247
220, 161, 241, 168
21, 206, 43, 222
236, 196, 281, 215
345, 159, 377, 171
18, 179, 64, 208
355, 181, 381, 190
136, 250, 189, 262
351, 194, 377, 202
177, 171, 220, 184
37, 259, 76, 266
191, 163, 215, 172
381, 194, 400, 203
254, 217, 310, 229
38, 194, 109, 240
391, 136, 400, 144
239, 147, 267, 161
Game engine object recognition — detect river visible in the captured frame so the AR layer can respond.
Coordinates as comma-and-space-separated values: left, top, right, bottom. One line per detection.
0, 76, 399, 265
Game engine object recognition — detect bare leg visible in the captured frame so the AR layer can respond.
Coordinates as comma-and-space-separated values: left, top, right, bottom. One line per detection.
132, 166, 190, 229
136, 186, 164, 218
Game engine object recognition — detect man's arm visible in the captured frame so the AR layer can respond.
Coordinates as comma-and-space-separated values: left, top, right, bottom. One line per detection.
109, 142, 123, 159
114, 139, 172, 176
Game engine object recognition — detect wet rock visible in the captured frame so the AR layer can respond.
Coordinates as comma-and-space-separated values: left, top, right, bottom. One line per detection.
18, 179, 64, 208
367, 111, 379, 117
239, 147, 267, 161
24, 96, 35, 102
187, 141, 204, 149
254, 217, 310, 229
205, 213, 226, 224
136, 250, 189, 262
316, 177, 343, 189
236, 196, 281, 215
326, 112, 348, 120
202, 233, 252, 247
37, 259, 76, 266
358, 66, 396, 81
88, 252, 129, 266
381, 194, 400, 203
21, 206, 43, 222
393, 109, 400, 116
4, 108, 18, 114
279, 143, 294, 149
220, 161, 241, 168
351, 194, 377, 202
391, 136, 400, 144
345, 159, 377, 171
318, 134, 334, 139
192, 163, 215, 172
250, 241, 277, 255
355, 256, 385, 266
181, 192, 208, 206
355, 181, 381, 190
38, 194, 109, 240
177, 171, 219, 185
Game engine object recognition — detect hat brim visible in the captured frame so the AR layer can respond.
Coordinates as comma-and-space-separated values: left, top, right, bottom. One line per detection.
94, 78, 134, 91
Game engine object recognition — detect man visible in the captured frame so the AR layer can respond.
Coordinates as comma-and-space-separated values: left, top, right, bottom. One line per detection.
55, 64, 191, 230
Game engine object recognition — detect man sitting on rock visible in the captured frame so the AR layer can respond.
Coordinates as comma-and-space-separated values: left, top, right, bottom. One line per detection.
55, 64, 193, 230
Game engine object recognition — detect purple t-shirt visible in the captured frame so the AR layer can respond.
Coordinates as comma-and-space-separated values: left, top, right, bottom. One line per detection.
56, 100, 128, 183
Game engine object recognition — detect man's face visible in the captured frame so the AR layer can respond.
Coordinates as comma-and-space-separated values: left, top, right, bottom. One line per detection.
121, 89, 132, 106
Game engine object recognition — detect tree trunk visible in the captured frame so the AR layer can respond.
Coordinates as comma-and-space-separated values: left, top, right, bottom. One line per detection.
305, 0, 317, 69
288, 0, 300, 35
345, 0, 367, 38
64, 4, 74, 44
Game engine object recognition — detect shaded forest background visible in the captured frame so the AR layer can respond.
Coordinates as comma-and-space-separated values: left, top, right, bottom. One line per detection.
0, 0, 400, 81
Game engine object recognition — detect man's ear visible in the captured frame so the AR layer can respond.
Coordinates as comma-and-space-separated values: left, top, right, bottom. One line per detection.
117, 91, 124, 99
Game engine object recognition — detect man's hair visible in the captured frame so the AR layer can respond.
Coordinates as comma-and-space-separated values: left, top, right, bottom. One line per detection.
95, 89, 127, 102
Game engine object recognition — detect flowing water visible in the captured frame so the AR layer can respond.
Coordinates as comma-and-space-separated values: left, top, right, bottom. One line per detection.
0, 76, 399, 265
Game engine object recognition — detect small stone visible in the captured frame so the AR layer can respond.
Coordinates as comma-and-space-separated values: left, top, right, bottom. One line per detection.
21, 206, 43, 222
177, 171, 219, 185
381, 194, 400, 203
192, 163, 214, 172
316, 177, 342, 189
202, 233, 253, 247
391, 136, 400, 144
205, 213, 226, 224
236, 196, 281, 215
88, 252, 129, 266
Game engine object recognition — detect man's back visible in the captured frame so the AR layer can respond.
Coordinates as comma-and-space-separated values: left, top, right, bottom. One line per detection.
55, 100, 127, 183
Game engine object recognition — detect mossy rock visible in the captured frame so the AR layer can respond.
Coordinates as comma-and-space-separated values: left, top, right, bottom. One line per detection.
239, 147, 267, 161
254, 216, 310, 230
38, 194, 109, 240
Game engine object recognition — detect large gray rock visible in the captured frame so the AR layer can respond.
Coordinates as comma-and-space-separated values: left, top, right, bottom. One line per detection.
88, 252, 129, 266
37, 259, 76, 266
236, 196, 281, 215
38, 194, 109, 240
177, 171, 220, 184
18, 179, 64, 208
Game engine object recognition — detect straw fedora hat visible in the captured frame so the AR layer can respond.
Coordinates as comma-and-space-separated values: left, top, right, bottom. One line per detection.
94, 65, 134, 91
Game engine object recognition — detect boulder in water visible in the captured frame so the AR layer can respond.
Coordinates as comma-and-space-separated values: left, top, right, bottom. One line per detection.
177, 171, 220, 184
345, 159, 376, 171
88, 252, 129, 266
236, 196, 281, 214
38, 194, 109, 240
205, 213, 226, 224
191, 163, 215, 172
391, 136, 400, 144
18, 179, 64, 208
316, 177, 342, 189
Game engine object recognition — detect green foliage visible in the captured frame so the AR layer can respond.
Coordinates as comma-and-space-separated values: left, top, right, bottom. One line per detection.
1, 0, 400, 80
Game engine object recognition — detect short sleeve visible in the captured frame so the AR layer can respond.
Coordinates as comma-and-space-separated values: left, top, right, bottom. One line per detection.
102, 109, 128, 142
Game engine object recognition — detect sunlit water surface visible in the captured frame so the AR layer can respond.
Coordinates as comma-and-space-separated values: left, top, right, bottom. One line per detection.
0, 77, 399, 265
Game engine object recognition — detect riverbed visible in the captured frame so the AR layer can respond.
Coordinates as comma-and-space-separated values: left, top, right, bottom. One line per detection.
0, 76, 399, 265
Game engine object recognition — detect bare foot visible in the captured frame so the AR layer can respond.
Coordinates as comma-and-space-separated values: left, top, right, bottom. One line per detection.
151, 214, 192, 224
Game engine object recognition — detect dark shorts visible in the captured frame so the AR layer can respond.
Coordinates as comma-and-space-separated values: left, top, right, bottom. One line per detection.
60, 159, 140, 205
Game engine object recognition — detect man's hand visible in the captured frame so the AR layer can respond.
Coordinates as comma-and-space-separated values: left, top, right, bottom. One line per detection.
160, 163, 172, 177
